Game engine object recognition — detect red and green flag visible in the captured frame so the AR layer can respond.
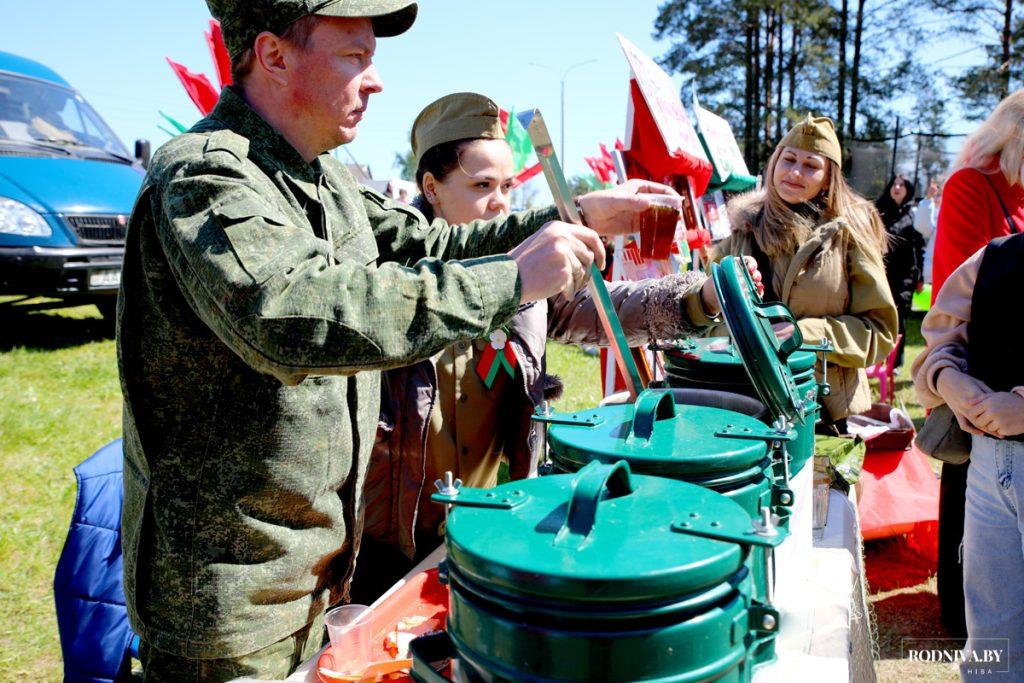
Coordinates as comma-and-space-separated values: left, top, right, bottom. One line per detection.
504, 108, 534, 174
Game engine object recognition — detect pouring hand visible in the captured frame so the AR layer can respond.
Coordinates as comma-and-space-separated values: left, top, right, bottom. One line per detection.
576, 179, 681, 236
511, 221, 606, 303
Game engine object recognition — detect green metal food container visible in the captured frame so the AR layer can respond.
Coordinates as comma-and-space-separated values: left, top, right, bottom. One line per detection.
537, 388, 792, 642
662, 338, 825, 477
660, 256, 831, 477
418, 461, 785, 683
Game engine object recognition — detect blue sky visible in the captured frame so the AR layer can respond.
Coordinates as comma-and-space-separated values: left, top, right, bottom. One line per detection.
1, 1, 982, 185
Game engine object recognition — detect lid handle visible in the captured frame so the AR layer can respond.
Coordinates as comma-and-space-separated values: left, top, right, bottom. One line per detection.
627, 389, 676, 442
554, 460, 635, 550
753, 302, 804, 360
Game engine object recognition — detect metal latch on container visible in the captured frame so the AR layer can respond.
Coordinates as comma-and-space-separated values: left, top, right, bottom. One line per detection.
670, 509, 786, 549
748, 603, 780, 635
799, 339, 833, 354
531, 409, 604, 427
431, 487, 530, 510
803, 337, 833, 397
715, 423, 796, 444
772, 486, 794, 508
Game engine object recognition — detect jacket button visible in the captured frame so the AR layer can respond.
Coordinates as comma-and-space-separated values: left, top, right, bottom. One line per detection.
459, 394, 469, 403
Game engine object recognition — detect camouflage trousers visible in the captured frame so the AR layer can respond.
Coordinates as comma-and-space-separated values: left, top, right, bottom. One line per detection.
139, 611, 325, 682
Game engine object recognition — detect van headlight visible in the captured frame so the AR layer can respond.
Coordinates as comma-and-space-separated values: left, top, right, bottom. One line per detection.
0, 197, 52, 237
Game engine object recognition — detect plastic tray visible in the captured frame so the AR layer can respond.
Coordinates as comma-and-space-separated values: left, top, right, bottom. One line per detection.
317, 568, 448, 682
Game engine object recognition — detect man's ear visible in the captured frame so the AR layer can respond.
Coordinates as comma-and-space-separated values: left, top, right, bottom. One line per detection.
253, 31, 290, 86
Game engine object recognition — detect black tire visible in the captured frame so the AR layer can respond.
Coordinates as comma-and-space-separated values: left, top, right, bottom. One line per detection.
938, 461, 969, 638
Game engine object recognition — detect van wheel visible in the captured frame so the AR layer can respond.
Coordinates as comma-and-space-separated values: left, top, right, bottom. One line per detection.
95, 298, 118, 322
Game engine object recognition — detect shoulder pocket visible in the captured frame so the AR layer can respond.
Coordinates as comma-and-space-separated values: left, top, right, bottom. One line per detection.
360, 187, 430, 225
211, 202, 313, 284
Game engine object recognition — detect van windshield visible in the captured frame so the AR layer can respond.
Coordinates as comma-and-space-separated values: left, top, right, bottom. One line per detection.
0, 73, 130, 157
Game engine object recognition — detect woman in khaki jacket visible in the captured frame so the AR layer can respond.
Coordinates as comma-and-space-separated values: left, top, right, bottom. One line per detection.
714, 115, 898, 429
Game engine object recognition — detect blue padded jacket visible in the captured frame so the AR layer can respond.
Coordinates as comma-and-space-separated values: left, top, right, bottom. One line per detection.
54, 439, 137, 682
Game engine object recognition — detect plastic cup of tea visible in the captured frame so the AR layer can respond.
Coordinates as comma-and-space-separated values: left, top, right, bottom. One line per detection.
324, 604, 373, 675
812, 456, 832, 541
637, 194, 681, 260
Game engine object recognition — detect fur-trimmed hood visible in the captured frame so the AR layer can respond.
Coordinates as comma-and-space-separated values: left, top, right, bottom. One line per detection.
725, 190, 850, 258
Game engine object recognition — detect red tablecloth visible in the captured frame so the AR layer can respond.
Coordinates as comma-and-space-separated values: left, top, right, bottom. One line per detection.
857, 444, 940, 561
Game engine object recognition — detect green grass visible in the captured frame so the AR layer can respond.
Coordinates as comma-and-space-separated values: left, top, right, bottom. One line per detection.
0, 302, 121, 679
0, 302, 934, 680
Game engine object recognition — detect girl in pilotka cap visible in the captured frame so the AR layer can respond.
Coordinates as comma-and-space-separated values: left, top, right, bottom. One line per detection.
714, 114, 898, 433
354, 92, 759, 595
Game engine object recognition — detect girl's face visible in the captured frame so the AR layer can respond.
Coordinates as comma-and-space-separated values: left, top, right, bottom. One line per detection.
423, 139, 515, 224
890, 177, 908, 204
772, 146, 829, 205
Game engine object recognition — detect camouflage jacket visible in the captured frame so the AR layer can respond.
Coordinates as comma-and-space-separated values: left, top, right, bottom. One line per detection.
116, 86, 556, 658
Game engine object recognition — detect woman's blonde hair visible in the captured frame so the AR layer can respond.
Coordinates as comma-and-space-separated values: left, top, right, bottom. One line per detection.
952, 89, 1024, 186
757, 146, 888, 257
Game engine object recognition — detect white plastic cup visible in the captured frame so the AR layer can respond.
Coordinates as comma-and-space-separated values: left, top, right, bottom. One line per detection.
324, 604, 373, 675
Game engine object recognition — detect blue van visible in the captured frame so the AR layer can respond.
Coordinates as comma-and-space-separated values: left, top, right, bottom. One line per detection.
0, 51, 147, 320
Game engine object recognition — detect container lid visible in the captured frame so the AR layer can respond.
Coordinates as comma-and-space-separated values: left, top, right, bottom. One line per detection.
664, 337, 818, 377
437, 461, 763, 604
545, 389, 769, 478
712, 256, 808, 424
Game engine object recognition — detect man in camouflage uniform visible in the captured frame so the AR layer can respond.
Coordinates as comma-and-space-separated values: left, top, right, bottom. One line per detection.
117, 1, 678, 679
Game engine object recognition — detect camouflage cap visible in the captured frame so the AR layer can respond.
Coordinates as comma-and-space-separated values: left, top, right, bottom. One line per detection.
208, 0, 419, 57
778, 114, 842, 165
412, 92, 505, 165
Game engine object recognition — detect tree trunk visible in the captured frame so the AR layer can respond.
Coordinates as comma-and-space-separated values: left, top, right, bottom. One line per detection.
744, 8, 756, 168
788, 10, 798, 116
1001, 0, 1012, 98
776, 7, 785, 140
763, 7, 776, 153
753, 9, 763, 167
848, 0, 866, 138
838, 0, 848, 139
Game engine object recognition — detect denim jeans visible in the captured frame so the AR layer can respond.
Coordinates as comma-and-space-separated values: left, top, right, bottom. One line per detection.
962, 434, 1024, 680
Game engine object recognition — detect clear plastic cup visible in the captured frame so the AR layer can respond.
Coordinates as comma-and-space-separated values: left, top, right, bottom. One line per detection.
812, 456, 832, 542
637, 194, 681, 260
324, 604, 373, 675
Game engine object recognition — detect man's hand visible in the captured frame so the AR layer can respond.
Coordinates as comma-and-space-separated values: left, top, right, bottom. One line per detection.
916, 280, 925, 294
701, 257, 763, 315
964, 391, 1024, 439
510, 221, 606, 303
576, 179, 681, 236
935, 368, 993, 436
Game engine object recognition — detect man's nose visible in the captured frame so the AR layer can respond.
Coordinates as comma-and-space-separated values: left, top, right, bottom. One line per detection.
362, 64, 384, 94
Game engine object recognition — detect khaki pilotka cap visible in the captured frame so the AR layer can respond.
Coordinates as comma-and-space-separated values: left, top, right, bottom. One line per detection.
411, 92, 505, 165
207, 0, 419, 57
778, 114, 842, 165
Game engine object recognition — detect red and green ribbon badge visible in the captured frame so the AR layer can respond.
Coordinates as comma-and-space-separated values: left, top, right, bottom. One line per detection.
476, 328, 517, 389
